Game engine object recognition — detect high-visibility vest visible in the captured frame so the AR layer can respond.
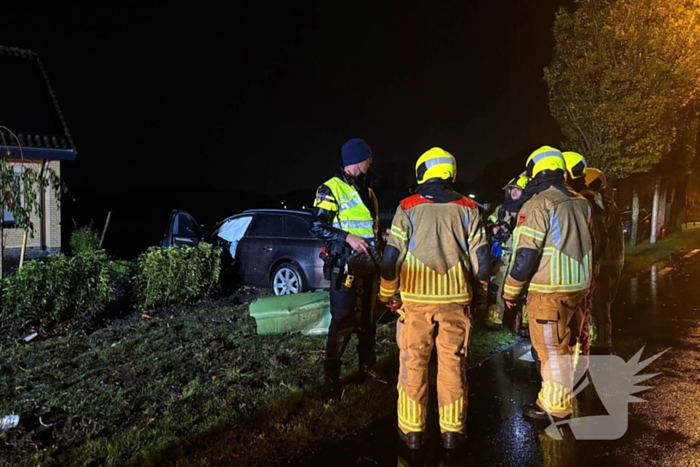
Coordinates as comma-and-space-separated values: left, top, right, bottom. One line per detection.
315, 176, 377, 240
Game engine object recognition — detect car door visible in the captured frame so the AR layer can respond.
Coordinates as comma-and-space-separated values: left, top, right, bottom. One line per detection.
161, 210, 202, 247
283, 214, 328, 289
234, 213, 286, 286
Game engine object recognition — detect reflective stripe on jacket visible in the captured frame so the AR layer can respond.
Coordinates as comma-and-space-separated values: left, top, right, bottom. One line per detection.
503, 186, 593, 300
313, 176, 377, 239
380, 194, 490, 305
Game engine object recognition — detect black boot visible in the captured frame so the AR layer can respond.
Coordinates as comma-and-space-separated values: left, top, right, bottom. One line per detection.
521, 403, 570, 422
321, 357, 342, 398
397, 429, 423, 450
322, 321, 352, 399
441, 431, 467, 450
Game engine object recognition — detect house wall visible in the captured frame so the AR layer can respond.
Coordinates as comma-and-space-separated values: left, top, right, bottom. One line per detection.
2, 160, 62, 258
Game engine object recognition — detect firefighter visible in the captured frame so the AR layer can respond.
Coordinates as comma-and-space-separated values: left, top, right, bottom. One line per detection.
379, 147, 490, 449
485, 173, 529, 331
311, 138, 380, 399
586, 168, 624, 354
562, 151, 607, 375
503, 146, 593, 421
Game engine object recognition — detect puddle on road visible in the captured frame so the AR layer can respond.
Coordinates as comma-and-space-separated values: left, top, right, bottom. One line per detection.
304, 255, 700, 467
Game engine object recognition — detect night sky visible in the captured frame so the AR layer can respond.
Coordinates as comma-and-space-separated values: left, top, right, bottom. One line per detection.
1, 1, 569, 200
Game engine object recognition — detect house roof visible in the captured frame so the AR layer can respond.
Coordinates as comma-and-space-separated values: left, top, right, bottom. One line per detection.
0, 45, 77, 161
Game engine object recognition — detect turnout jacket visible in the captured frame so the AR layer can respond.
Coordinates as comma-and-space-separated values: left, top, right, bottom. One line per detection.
503, 186, 593, 301
487, 203, 518, 254
379, 193, 490, 305
580, 186, 608, 275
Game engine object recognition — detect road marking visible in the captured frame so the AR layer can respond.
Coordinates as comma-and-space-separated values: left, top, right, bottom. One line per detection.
683, 249, 700, 258
657, 267, 673, 277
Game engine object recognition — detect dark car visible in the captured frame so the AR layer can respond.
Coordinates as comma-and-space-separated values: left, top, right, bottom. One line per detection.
161, 209, 329, 295
621, 208, 652, 242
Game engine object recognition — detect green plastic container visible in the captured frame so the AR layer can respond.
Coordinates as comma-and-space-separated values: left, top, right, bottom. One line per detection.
248, 290, 331, 336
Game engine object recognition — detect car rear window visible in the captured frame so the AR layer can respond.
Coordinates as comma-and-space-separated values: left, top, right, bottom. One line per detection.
286, 216, 314, 239
246, 214, 286, 237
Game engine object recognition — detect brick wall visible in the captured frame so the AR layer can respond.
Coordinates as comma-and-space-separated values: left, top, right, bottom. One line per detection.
2, 160, 62, 258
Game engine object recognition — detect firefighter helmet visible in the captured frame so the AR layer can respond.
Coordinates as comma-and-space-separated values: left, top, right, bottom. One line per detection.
585, 167, 607, 192
525, 146, 566, 178
503, 173, 529, 191
563, 151, 587, 180
415, 147, 457, 185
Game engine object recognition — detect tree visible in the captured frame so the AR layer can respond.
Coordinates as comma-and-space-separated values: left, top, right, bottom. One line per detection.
0, 126, 65, 277
545, 0, 700, 244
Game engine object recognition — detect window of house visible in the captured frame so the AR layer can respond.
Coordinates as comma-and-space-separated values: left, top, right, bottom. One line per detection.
2, 165, 25, 227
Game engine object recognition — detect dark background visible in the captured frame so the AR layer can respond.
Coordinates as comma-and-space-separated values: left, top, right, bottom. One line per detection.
0, 1, 570, 258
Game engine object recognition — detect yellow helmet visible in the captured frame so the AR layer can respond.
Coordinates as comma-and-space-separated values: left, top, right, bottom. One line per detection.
585, 167, 607, 192
525, 146, 566, 178
415, 147, 457, 184
562, 151, 587, 179
503, 173, 529, 191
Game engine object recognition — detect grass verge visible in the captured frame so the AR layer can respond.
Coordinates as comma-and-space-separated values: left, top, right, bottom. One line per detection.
623, 225, 700, 276
0, 296, 518, 467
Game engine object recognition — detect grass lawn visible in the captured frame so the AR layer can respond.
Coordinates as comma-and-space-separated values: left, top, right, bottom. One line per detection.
622, 224, 700, 275
0, 293, 518, 467
4, 224, 697, 466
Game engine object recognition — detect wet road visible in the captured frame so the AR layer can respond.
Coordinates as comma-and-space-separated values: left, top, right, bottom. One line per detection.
302, 249, 700, 467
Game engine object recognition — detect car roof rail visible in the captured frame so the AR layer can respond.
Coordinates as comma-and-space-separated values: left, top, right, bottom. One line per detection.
242, 208, 311, 215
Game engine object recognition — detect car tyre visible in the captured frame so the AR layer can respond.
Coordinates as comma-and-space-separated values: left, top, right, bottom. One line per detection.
271, 262, 307, 295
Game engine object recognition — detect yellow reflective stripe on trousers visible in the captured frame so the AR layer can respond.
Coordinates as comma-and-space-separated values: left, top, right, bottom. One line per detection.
439, 397, 465, 432
538, 380, 572, 413
397, 384, 426, 432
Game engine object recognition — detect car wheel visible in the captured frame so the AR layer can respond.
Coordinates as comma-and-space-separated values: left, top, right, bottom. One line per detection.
271, 263, 306, 295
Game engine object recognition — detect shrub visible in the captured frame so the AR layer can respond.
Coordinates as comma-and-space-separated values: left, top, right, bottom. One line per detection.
132, 243, 221, 311
70, 225, 100, 256
0, 249, 114, 333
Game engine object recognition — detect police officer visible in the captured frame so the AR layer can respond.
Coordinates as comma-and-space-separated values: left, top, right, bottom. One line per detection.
311, 138, 380, 398
586, 168, 624, 354
379, 148, 490, 449
563, 151, 607, 374
503, 146, 593, 421
485, 173, 528, 330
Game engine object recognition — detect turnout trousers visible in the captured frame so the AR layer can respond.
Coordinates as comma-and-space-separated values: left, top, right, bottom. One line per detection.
528, 290, 588, 418
591, 265, 623, 349
485, 253, 510, 326
396, 302, 472, 435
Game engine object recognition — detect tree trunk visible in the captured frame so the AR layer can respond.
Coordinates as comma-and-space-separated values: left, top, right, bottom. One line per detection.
658, 183, 667, 236
650, 178, 661, 244
665, 184, 676, 230
631, 185, 640, 246
0, 222, 3, 278
19, 230, 28, 269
